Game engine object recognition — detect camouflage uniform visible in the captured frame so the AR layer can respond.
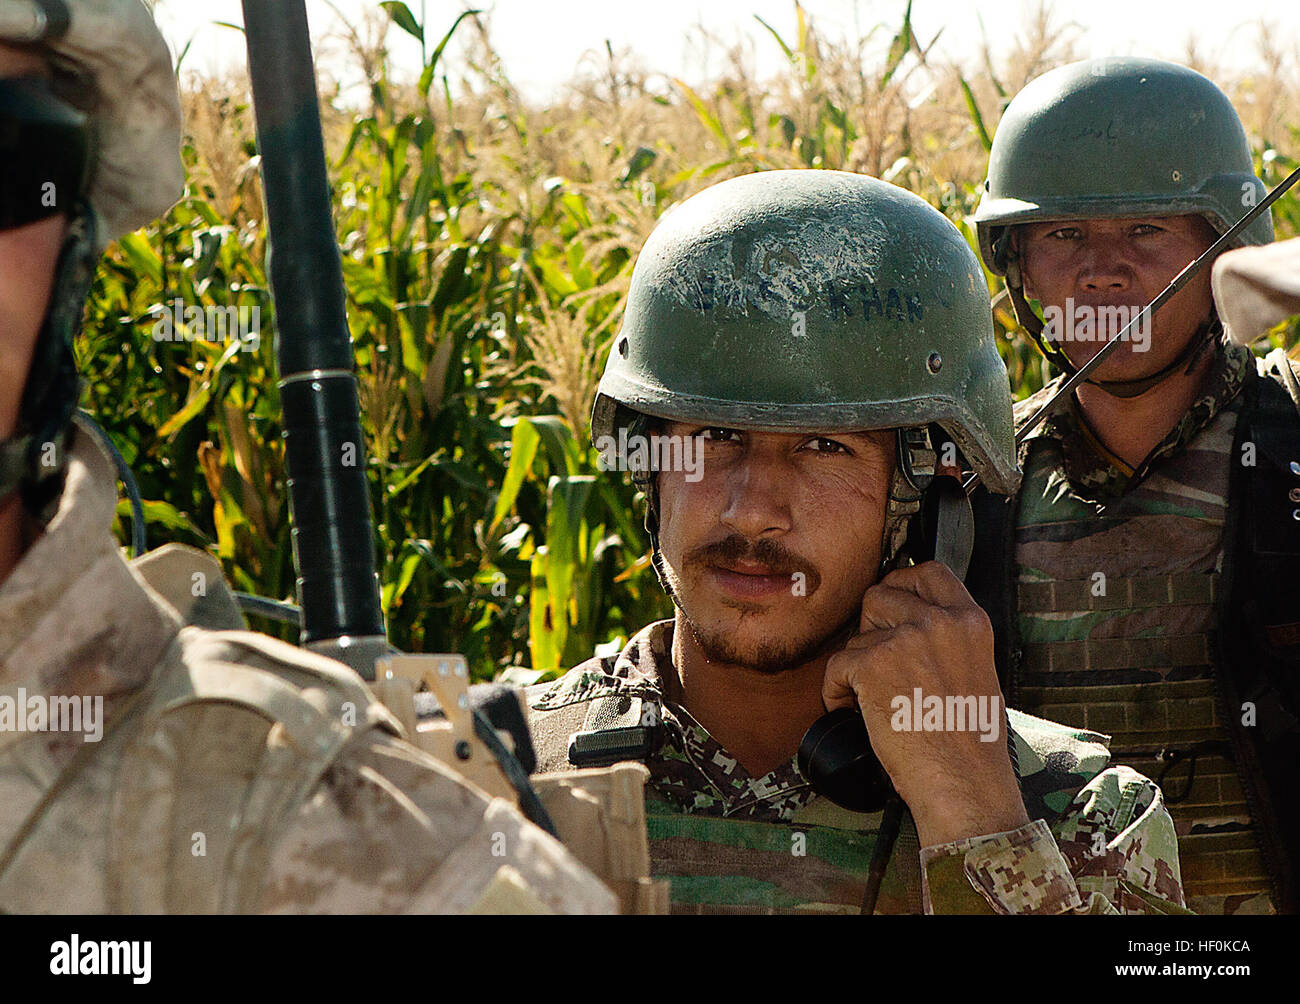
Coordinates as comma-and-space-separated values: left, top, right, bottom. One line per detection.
529, 168, 1189, 915
525, 620, 1187, 915
989, 338, 1293, 915
970, 57, 1300, 914
0, 421, 616, 914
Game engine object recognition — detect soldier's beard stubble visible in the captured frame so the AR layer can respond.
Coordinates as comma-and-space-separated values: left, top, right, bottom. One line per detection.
668, 533, 859, 675
684, 611, 859, 675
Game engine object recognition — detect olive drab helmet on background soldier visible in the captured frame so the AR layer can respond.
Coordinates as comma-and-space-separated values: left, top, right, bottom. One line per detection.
592, 168, 1020, 577
968, 57, 1300, 915
972, 57, 1274, 397
0, 0, 184, 516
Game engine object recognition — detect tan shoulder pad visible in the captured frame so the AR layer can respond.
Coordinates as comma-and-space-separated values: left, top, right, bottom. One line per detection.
1214, 236, 1300, 344
131, 544, 247, 631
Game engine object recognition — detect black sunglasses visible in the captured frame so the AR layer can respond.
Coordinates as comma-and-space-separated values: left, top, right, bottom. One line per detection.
0, 76, 91, 232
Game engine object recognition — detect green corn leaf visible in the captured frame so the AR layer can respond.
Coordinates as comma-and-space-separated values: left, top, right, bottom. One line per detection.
394, 551, 423, 603
753, 15, 794, 62
430, 245, 471, 318
116, 233, 163, 287
381, 2, 423, 44
620, 146, 656, 185
120, 499, 208, 540
427, 9, 482, 77
156, 382, 212, 440
489, 417, 541, 537
880, 0, 914, 91
959, 74, 993, 152
529, 548, 559, 671
527, 414, 580, 476
408, 538, 467, 594
795, 1, 816, 82
673, 78, 728, 146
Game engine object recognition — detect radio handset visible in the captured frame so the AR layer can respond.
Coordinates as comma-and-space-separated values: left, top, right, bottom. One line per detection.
796, 465, 974, 814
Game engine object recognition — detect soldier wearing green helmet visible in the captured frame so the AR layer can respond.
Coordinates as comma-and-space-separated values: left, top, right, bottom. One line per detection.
968, 56, 1300, 915
523, 168, 1189, 914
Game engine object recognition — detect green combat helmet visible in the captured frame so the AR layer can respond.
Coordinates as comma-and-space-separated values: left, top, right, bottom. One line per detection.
591, 168, 1019, 578
973, 57, 1273, 394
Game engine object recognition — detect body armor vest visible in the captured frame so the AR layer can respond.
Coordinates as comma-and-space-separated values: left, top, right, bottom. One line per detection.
968, 349, 1300, 914
528, 676, 1110, 915
1012, 411, 1269, 913
0, 628, 401, 913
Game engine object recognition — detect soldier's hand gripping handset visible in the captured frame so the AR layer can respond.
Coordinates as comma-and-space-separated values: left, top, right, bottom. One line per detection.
799, 464, 1028, 850
806, 146, 1300, 855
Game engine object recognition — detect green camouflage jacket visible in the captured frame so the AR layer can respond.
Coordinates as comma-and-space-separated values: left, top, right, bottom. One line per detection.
1002, 339, 1281, 914
525, 620, 1189, 914
1016, 335, 1252, 496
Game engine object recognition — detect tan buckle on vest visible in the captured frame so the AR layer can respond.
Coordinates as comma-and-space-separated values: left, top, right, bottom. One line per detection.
372, 654, 517, 801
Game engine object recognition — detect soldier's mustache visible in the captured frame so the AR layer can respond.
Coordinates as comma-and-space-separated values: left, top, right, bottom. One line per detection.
687, 534, 821, 593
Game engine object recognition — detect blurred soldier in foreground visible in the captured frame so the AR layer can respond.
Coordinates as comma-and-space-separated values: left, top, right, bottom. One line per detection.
523, 169, 1188, 914
0, 0, 614, 914
971, 57, 1300, 914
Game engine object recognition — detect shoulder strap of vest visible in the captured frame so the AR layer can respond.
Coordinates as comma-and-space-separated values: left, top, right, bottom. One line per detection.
130, 543, 248, 631
567, 690, 660, 768
526, 656, 666, 772
107, 634, 401, 913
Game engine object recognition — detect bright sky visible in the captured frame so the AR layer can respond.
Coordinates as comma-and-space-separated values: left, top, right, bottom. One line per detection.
154, 0, 1297, 99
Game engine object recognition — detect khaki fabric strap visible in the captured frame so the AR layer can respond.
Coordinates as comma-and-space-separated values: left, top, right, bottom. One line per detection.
1017, 571, 1219, 614
1021, 633, 1212, 672
0, 686, 155, 897
108, 658, 391, 913
1264, 347, 1300, 413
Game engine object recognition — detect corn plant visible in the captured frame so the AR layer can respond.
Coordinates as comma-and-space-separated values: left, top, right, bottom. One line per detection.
79, 0, 1298, 679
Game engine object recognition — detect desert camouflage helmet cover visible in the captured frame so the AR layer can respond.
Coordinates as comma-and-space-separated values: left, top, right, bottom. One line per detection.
0, 0, 184, 245
592, 169, 1019, 494
974, 56, 1273, 275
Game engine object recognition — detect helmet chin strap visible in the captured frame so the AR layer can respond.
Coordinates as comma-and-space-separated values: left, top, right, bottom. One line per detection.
1085, 316, 1220, 398
880, 427, 931, 574
0, 204, 99, 522
1003, 246, 1219, 401
614, 412, 670, 601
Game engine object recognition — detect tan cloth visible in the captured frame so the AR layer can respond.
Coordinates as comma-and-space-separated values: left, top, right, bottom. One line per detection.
0, 420, 617, 914
131, 544, 249, 631
1213, 237, 1300, 344
0, 0, 185, 245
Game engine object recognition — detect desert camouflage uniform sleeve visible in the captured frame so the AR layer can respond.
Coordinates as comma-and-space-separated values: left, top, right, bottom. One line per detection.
919, 765, 1189, 914
254, 729, 618, 914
